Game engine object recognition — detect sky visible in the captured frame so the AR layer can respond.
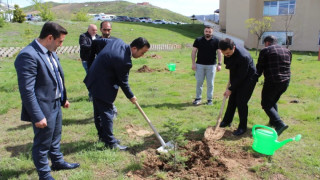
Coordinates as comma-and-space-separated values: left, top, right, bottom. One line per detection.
9, 0, 219, 16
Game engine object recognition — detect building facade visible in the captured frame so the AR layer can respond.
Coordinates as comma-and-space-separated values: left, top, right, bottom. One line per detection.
219, 0, 320, 51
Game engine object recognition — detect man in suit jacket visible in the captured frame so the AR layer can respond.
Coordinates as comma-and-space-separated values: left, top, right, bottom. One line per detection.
84, 37, 150, 151
15, 22, 79, 180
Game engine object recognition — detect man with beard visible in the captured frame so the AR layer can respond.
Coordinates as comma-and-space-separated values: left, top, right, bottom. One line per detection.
191, 25, 222, 106
218, 38, 257, 136
88, 21, 115, 69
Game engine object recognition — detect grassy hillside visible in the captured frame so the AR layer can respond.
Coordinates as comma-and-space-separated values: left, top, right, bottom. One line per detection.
22, 1, 195, 23
0, 21, 204, 47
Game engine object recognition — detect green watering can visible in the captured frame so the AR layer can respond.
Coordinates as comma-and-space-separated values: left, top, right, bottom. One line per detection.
252, 125, 301, 155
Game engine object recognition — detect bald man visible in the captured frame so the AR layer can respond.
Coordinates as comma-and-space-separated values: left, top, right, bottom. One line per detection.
79, 24, 101, 101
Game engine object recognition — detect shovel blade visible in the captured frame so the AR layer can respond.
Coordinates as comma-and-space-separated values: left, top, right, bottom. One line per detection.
156, 141, 175, 153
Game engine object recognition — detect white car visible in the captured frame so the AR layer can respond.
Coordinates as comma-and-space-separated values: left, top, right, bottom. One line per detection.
152, 20, 167, 24
93, 14, 112, 21
139, 17, 152, 23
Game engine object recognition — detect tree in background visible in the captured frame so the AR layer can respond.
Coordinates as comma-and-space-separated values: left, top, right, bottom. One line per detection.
13, 5, 26, 23
284, 15, 293, 49
31, 0, 55, 21
72, 10, 90, 22
245, 17, 274, 55
191, 14, 197, 24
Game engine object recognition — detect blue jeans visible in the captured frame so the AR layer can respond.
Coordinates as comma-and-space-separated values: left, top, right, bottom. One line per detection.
195, 64, 216, 101
82, 61, 89, 74
82, 61, 91, 98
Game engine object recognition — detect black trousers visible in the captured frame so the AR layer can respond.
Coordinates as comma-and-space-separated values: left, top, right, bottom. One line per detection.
261, 80, 289, 126
92, 98, 118, 145
222, 79, 256, 129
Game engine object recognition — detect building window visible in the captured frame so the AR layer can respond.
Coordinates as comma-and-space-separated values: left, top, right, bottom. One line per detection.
262, 32, 294, 45
263, 0, 296, 16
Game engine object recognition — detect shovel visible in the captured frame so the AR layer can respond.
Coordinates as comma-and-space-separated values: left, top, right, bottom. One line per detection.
204, 81, 230, 141
134, 101, 174, 153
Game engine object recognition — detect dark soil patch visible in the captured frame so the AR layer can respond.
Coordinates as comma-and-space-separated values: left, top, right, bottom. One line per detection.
137, 65, 170, 73
137, 65, 155, 73
146, 54, 162, 59
127, 138, 265, 179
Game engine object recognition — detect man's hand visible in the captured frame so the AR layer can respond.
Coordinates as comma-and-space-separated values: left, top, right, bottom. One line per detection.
192, 63, 196, 71
224, 89, 232, 98
216, 65, 221, 72
35, 118, 47, 128
130, 96, 137, 104
63, 100, 70, 108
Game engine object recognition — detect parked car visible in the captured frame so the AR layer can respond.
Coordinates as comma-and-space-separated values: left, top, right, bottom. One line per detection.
139, 17, 152, 23
130, 17, 140, 22
152, 19, 167, 24
114, 16, 130, 22
25, 14, 42, 21
93, 14, 112, 21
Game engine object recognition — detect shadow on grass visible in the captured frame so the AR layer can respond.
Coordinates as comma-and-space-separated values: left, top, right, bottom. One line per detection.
7, 123, 32, 131
68, 95, 90, 103
5, 140, 99, 158
139, 102, 194, 110
0, 169, 35, 180
62, 117, 94, 126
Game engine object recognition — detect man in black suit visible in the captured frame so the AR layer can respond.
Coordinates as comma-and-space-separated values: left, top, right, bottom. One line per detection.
87, 21, 117, 139
79, 24, 100, 100
15, 22, 79, 180
84, 37, 150, 150
218, 38, 257, 136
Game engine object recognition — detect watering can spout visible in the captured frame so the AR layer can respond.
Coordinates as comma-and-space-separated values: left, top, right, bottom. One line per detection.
275, 134, 302, 150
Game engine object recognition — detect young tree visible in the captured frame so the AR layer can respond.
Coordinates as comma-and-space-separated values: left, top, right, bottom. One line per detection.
245, 17, 274, 55
31, 0, 55, 21
13, 5, 26, 23
191, 14, 197, 24
284, 14, 293, 48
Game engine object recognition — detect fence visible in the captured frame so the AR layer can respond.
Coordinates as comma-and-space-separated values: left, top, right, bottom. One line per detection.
0, 44, 185, 58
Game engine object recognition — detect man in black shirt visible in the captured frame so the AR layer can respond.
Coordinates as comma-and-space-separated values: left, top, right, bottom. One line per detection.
218, 38, 257, 136
256, 35, 292, 136
191, 25, 222, 105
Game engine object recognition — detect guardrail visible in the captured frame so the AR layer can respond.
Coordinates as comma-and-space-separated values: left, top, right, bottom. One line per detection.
0, 44, 185, 58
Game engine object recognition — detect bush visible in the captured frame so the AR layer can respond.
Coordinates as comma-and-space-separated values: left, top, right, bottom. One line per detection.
12, 5, 26, 23
0, 16, 5, 27
72, 10, 90, 22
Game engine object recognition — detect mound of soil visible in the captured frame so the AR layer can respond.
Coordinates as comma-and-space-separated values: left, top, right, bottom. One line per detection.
128, 138, 265, 179
146, 54, 162, 59
137, 65, 155, 73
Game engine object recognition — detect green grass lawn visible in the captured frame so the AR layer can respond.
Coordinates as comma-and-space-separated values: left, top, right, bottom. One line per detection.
0, 21, 319, 179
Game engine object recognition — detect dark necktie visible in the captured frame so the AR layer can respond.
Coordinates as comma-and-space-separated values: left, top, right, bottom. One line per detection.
47, 51, 64, 101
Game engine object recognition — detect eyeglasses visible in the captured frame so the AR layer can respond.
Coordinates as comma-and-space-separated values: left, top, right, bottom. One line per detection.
102, 29, 112, 31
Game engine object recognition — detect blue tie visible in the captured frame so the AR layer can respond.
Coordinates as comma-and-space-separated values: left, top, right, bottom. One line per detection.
47, 51, 64, 101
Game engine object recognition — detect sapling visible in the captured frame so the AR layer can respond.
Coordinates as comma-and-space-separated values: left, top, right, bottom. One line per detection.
161, 118, 188, 171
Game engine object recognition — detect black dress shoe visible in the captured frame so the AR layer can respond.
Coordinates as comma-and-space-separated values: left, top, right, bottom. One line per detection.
107, 143, 128, 151
99, 138, 121, 144
275, 124, 289, 136
232, 128, 247, 136
219, 121, 231, 127
51, 162, 80, 171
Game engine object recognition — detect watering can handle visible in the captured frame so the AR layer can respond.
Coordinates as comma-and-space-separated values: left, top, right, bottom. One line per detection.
252, 124, 277, 137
